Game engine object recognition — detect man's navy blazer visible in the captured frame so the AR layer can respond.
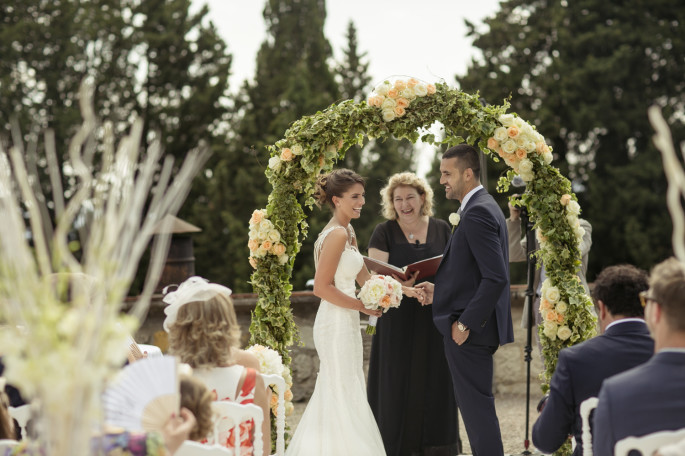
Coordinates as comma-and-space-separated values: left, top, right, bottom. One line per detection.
432, 188, 514, 347
532, 320, 654, 455
593, 350, 685, 456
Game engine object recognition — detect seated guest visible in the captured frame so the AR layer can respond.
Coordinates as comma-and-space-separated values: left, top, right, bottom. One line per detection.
532, 264, 653, 455
593, 257, 685, 456
165, 277, 271, 456
0, 379, 13, 440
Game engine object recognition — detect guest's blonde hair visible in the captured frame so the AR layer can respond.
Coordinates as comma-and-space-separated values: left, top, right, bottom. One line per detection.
168, 291, 241, 368
380, 172, 434, 220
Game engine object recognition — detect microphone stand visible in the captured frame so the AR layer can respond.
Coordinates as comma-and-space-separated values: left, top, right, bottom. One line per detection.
521, 205, 536, 455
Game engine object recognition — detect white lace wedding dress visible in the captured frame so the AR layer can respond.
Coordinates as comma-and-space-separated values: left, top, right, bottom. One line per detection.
285, 226, 386, 456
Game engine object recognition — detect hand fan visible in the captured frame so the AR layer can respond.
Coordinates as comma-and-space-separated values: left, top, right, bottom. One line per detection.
103, 356, 180, 432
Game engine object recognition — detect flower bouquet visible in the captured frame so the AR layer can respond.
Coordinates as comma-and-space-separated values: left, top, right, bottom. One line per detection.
358, 275, 403, 335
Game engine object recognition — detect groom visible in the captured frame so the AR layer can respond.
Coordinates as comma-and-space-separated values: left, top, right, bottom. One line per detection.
417, 144, 514, 456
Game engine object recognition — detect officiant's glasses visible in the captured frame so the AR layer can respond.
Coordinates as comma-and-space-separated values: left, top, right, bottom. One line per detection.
639, 291, 657, 308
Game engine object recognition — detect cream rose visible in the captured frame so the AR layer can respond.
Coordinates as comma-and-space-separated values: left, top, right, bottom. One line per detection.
291, 144, 303, 155
400, 88, 416, 100
557, 325, 572, 341
499, 114, 515, 127
278, 253, 289, 265
414, 84, 428, 97
494, 127, 508, 142
376, 82, 390, 96
567, 214, 580, 228
543, 151, 553, 165
544, 286, 561, 304
382, 109, 396, 122
449, 212, 461, 226
567, 200, 581, 216
268, 156, 281, 171
267, 229, 281, 243
520, 170, 535, 182
381, 97, 397, 110
555, 301, 568, 314
543, 322, 558, 340
501, 139, 517, 155
519, 158, 534, 174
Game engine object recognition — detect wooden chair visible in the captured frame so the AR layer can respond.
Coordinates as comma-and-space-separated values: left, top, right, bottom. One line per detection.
615, 428, 685, 455
211, 401, 264, 456
260, 373, 286, 456
8, 404, 31, 440
580, 396, 599, 456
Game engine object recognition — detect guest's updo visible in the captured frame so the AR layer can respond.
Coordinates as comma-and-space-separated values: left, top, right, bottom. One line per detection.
314, 169, 365, 210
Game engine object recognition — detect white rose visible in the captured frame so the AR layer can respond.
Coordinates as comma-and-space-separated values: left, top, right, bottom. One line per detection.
499, 114, 515, 127
567, 214, 580, 228
381, 97, 396, 110
255, 247, 268, 258
557, 325, 572, 341
575, 226, 586, 241
555, 301, 568, 314
291, 144, 303, 155
449, 212, 461, 226
259, 219, 273, 232
543, 151, 553, 165
501, 139, 517, 154
525, 140, 537, 153
543, 321, 558, 340
494, 127, 508, 142
267, 229, 281, 243
567, 200, 581, 216
541, 278, 553, 294
268, 156, 281, 171
544, 286, 561, 304
376, 82, 390, 96
519, 158, 534, 174
513, 117, 525, 129
278, 254, 289, 265
382, 109, 396, 122
520, 170, 535, 182
400, 87, 416, 100
414, 84, 428, 97
516, 136, 527, 148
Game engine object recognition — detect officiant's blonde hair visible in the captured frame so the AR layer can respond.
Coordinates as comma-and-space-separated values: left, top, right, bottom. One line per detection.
168, 289, 241, 368
380, 172, 434, 220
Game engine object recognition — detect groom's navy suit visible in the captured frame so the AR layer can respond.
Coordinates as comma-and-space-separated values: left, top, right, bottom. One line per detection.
433, 188, 514, 456
532, 320, 653, 456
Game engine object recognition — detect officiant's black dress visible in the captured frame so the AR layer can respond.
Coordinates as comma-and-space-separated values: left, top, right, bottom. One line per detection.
367, 217, 460, 456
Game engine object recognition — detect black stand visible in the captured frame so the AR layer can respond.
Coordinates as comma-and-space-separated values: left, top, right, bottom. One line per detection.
521, 206, 537, 455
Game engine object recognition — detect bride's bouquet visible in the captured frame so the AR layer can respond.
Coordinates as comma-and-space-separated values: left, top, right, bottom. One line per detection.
358, 275, 403, 335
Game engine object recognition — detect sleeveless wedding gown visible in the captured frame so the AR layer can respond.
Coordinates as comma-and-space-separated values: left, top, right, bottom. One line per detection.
285, 226, 386, 456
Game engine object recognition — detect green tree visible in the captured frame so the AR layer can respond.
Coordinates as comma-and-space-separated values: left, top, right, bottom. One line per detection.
457, 0, 685, 277
195, 0, 340, 292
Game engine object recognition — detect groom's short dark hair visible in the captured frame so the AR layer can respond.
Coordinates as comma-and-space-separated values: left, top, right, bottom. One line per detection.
443, 144, 481, 180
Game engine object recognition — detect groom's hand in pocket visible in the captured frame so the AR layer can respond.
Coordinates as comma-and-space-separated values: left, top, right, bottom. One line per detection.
451, 321, 470, 345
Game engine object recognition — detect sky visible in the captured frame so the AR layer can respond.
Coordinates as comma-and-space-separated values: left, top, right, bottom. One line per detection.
195, 0, 503, 174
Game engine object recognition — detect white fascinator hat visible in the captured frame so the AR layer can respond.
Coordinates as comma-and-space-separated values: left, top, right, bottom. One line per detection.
162, 276, 233, 332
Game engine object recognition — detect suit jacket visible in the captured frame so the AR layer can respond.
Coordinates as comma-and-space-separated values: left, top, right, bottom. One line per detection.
531, 320, 654, 456
593, 351, 685, 456
432, 188, 514, 347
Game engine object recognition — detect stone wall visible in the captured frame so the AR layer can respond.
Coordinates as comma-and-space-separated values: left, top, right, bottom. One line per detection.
132, 286, 529, 402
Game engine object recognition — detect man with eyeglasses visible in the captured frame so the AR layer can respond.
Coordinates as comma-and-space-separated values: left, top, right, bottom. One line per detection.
531, 264, 653, 456
594, 257, 685, 456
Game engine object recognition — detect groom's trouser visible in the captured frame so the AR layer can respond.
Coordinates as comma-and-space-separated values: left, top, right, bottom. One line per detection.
443, 338, 504, 456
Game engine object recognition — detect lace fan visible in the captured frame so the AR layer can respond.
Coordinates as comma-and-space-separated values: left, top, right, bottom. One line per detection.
103, 355, 180, 432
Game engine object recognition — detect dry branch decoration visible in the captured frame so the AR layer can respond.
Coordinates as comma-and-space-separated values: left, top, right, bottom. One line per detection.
0, 81, 209, 456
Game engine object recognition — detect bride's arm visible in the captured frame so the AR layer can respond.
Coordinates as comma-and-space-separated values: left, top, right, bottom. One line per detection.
314, 229, 381, 317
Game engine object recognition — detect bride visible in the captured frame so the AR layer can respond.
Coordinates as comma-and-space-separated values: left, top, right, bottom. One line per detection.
286, 169, 419, 455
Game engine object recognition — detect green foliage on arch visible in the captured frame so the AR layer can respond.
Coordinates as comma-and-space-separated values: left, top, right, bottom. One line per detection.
246, 79, 597, 398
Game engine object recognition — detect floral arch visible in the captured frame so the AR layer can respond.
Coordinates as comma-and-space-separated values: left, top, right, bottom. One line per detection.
247, 78, 597, 391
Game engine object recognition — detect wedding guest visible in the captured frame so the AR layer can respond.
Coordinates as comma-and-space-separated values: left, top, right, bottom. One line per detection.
417, 144, 514, 456
593, 257, 685, 456
507, 199, 593, 349
532, 264, 653, 455
366, 172, 459, 455
0, 380, 13, 440
165, 278, 271, 456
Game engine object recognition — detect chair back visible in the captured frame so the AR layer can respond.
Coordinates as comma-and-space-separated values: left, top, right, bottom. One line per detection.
8, 404, 31, 440
0, 440, 18, 451
175, 440, 233, 456
615, 428, 685, 455
580, 396, 599, 456
260, 373, 286, 456
137, 344, 164, 358
211, 401, 264, 456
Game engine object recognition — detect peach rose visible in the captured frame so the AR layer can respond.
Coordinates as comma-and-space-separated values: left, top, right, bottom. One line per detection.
427, 83, 436, 95
280, 148, 293, 161
284, 389, 293, 401
396, 97, 410, 108
560, 194, 572, 206
270, 393, 278, 408
507, 126, 520, 138
516, 148, 527, 159
271, 242, 286, 256
536, 141, 550, 154
249, 257, 258, 269
394, 80, 407, 91
407, 78, 419, 88
556, 313, 565, 324
250, 209, 265, 225
387, 88, 399, 99
261, 240, 272, 251
379, 295, 392, 309
248, 239, 260, 252
545, 310, 559, 322
337, 139, 344, 149
487, 137, 499, 150
539, 298, 553, 311
368, 95, 384, 107
394, 106, 406, 117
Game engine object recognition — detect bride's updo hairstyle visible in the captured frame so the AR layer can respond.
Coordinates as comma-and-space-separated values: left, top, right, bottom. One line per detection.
314, 168, 365, 210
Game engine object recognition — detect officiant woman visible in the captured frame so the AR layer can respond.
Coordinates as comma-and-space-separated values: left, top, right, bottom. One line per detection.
367, 172, 460, 456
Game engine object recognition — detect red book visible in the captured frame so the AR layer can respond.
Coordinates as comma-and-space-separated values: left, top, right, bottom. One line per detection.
363, 255, 443, 282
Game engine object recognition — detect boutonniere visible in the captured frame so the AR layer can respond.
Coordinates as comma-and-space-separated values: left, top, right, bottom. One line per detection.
449, 212, 461, 232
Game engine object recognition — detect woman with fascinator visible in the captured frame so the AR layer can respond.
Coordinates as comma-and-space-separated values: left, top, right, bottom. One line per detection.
164, 278, 270, 456
285, 169, 422, 456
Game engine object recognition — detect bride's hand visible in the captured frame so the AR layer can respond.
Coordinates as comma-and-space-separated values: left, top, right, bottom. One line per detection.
360, 305, 382, 317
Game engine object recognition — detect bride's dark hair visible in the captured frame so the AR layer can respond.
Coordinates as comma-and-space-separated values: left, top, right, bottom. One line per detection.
314, 169, 365, 210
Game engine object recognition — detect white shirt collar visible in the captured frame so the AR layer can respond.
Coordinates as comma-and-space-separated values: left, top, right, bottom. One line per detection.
605, 318, 646, 331
460, 185, 483, 212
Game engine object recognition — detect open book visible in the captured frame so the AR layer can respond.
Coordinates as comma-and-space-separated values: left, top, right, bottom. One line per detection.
363, 255, 443, 282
